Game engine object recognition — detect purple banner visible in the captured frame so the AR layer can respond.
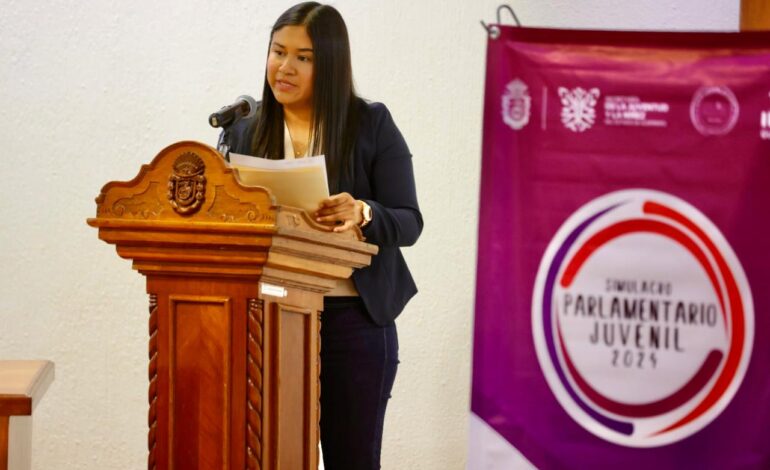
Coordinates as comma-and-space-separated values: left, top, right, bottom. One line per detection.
471, 28, 770, 469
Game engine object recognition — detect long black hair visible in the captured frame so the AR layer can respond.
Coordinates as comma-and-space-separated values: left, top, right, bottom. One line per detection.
252, 2, 360, 192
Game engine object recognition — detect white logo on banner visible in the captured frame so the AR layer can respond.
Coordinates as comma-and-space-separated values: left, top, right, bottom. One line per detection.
502, 79, 531, 130
689, 86, 740, 136
559, 87, 601, 132
532, 190, 754, 448
760, 110, 770, 140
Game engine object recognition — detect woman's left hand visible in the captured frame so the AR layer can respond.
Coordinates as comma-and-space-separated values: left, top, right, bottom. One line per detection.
314, 192, 363, 232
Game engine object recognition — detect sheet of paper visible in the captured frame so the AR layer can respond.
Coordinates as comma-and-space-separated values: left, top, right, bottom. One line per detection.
228, 153, 329, 213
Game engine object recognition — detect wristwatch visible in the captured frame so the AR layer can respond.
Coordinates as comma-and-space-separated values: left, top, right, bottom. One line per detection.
359, 200, 373, 228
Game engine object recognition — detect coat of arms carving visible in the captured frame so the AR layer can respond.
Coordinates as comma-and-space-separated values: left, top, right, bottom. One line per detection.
167, 152, 206, 215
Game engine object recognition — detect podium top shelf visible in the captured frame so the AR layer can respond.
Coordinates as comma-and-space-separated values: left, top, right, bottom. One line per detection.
0, 360, 55, 416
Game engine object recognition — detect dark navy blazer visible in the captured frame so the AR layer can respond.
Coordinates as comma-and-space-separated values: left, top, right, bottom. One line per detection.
224, 100, 423, 325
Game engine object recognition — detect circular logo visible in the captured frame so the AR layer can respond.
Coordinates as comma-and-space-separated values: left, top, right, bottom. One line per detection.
532, 190, 753, 447
689, 86, 740, 136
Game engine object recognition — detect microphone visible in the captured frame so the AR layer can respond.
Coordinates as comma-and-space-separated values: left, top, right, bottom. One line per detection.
208, 95, 257, 128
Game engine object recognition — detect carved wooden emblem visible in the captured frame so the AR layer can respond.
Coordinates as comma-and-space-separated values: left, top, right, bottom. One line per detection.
167, 152, 206, 215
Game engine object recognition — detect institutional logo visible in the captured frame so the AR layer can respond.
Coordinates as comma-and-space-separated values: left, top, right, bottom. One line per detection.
532, 190, 754, 447
559, 87, 601, 132
167, 152, 206, 215
689, 86, 740, 136
502, 79, 531, 130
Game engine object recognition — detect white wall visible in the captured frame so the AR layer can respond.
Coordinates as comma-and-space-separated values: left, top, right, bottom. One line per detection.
0, 1, 738, 468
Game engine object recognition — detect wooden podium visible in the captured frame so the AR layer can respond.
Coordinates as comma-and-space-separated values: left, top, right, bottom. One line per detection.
87, 142, 377, 470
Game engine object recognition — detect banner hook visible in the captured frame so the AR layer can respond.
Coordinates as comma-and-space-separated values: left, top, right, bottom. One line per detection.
480, 4, 522, 40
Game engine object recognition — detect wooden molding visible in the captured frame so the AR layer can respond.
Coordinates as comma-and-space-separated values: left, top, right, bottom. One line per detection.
0, 361, 55, 416
0, 362, 54, 470
92, 141, 274, 223
88, 142, 377, 283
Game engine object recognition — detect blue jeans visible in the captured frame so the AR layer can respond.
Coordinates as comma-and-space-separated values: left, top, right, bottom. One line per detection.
320, 297, 399, 470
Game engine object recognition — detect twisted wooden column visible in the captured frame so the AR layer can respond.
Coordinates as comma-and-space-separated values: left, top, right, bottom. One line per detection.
246, 299, 264, 470
148, 294, 158, 470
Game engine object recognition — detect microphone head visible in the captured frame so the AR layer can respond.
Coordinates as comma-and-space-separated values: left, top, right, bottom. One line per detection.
237, 95, 258, 119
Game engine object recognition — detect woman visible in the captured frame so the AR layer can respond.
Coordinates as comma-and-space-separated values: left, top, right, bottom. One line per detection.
224, 3, 422, 468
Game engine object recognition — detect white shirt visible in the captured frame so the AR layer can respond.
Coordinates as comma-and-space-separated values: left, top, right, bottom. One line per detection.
283, 121, 308, 159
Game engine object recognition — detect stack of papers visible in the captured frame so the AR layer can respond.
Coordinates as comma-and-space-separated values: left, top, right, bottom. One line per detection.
229, 153, 329, 212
